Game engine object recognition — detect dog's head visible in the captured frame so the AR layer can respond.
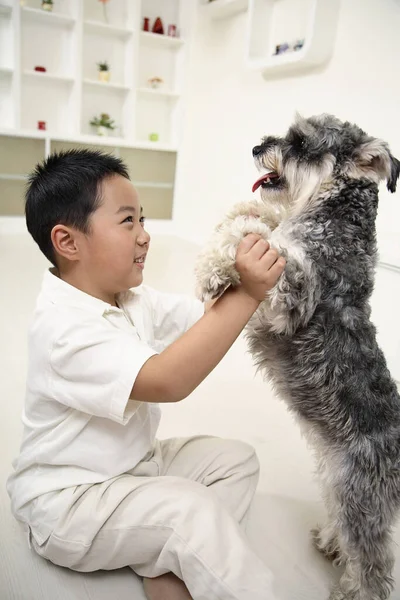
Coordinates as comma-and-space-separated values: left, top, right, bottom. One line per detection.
252, 114, 400, 216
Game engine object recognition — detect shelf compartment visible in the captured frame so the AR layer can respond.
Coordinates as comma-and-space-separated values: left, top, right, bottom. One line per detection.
0, 134, 45, 175
0, 3, 12, 16
20, 77, 76, 135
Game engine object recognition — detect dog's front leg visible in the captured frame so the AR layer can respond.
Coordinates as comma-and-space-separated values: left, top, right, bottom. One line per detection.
252, 230, 320, 335
195, 201, 272, 301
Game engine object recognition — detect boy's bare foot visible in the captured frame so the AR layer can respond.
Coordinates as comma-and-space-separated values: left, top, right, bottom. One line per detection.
143, 573, 192, 600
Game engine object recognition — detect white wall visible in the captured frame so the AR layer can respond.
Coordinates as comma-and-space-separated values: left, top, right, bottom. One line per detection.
174, 0, 400, 378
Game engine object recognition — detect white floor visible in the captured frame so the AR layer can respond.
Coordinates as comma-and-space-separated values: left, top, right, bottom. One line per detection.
1, 229, 400, 600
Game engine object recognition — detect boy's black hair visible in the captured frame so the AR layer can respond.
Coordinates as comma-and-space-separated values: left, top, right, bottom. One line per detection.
25, 149, 130, 266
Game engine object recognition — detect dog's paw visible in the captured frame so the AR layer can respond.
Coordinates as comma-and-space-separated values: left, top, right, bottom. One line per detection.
195, 268, 239, 302
328, 587, 348, 600
311, 526, 343, 566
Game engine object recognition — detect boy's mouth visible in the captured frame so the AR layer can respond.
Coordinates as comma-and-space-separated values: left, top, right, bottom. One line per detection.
134, 254, 146, 269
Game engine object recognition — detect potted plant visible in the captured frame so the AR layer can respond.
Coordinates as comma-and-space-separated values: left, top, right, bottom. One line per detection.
90, 113, 116, 136
97, 61, 110, 83
148, 76, 163, 89
42, 0, 53, 11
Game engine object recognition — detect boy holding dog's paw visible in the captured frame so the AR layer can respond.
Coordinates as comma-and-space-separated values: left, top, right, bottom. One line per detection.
7, 150, 285, 600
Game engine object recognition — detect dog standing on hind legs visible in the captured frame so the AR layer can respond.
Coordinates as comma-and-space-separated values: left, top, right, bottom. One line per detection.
195, 114, 400, 600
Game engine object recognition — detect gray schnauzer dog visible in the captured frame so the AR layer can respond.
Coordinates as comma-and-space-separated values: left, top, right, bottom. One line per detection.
195, 114, 400, 600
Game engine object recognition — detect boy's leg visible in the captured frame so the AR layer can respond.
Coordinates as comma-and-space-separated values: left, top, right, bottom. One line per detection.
155, 436, 260, 525
144, 572, 192, 600
31, 473, 278, 600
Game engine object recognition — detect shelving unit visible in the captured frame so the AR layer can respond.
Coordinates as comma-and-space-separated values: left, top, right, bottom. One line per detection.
0, 0, 194, 220
246, 0, 340, 77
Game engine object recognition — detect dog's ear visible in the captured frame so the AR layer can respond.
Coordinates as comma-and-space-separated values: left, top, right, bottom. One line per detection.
387, 154, 400, 193
351, 138, 400, 193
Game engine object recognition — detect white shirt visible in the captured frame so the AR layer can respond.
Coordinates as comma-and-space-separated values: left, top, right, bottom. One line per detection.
7, 269, 204, 542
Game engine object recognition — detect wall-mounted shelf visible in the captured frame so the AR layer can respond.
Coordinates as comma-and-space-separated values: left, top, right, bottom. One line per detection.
246, 0, 340, 77
83, 79, 130, 92
201, 0, 248, 20
23, 70, 74, 84
137, 87, 180, 100
83, 19, 133, 38
140, 31, 184, 49
21, 6, 76, 27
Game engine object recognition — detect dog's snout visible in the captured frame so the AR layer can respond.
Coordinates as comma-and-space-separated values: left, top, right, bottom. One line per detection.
252, 145, 263, 157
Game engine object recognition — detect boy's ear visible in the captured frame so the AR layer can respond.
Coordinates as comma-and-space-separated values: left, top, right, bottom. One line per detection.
51, 225, 80, 262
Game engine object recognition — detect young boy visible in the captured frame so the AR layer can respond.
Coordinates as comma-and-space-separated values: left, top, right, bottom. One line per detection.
7, 150, 285, 600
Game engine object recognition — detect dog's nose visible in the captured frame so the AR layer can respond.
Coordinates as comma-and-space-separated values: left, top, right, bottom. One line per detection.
252, 145, 263, 157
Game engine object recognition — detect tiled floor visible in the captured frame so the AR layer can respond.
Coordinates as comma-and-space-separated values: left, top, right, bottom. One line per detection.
1, 228, 400, 599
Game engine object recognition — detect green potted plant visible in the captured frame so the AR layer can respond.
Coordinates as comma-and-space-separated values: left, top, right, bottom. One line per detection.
90, 113, 116, 136
97, 61, 110, 83
42, 0, 54, 11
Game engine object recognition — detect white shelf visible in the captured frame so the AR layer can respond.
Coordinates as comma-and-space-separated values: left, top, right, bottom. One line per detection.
84, 19, 133, 38
246, 0, 340, 77
134, 181, 174, 189
0, 128, 179, 152
23, 70, 74, 84
140, 31, 184, 49
202, 0, 248, 19
83, 78, 130, 92
0, 174, 27, 181
137, 87, 180, 100
21, 6, 76, 27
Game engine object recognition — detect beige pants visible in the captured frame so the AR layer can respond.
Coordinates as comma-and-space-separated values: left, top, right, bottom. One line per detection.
31, 436, 278, 600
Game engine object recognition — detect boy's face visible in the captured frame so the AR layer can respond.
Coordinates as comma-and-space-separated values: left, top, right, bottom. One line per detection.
77, 175, 150, 300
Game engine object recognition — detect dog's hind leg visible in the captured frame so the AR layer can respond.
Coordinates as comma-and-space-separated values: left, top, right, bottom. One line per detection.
312, 483, 345, 566
328, 477, 397, 600
311, 522, 343, 565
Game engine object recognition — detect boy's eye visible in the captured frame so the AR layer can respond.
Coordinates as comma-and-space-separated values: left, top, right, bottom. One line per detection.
123, 216, 133, 223
140, 216, 146, 227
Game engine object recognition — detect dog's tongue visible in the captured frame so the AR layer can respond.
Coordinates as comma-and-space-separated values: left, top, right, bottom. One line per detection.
252, 172, 278, 193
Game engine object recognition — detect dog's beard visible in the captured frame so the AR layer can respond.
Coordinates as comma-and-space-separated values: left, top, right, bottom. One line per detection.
258, 150, 335, 221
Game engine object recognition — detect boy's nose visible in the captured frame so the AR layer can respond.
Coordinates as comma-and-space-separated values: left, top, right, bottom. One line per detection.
138, 229, 150, 246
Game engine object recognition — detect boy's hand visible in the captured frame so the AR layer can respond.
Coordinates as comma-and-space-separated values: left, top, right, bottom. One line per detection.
236, 234, 286, 302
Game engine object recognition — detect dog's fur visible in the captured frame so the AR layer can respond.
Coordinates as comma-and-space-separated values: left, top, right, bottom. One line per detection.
195, 114, 400, 600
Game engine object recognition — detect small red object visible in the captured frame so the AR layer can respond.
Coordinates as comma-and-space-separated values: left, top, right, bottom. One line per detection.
38, 121, 46, 131
168, 24, 177, 37
143, 17, 150, 31
34, 66, 46, 73
152, 17, 164, 34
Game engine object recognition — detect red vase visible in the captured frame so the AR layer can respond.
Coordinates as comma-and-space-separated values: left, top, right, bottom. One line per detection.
143, 17, 149, 31
152, 17, 164, 35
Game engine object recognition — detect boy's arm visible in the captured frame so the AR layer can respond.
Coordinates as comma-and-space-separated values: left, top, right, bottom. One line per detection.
131, 234, 285, 404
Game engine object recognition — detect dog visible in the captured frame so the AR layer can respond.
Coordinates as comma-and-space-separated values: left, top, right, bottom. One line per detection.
195, 114, 400, 600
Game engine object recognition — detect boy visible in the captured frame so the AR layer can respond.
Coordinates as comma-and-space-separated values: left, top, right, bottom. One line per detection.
7, 150, 285, 600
